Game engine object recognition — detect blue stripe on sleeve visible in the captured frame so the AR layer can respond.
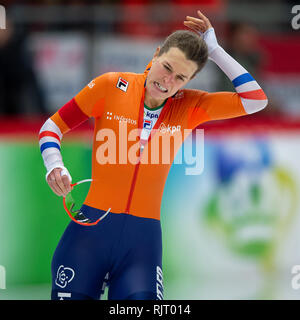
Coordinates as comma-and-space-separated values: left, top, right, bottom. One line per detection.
40, 142, 61, 154
232, 73, 255, 87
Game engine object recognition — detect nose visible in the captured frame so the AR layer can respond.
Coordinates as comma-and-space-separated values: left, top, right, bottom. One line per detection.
163, 73, 174, 86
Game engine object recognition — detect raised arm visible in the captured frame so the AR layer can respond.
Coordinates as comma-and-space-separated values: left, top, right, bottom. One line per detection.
184, 10, 268, 114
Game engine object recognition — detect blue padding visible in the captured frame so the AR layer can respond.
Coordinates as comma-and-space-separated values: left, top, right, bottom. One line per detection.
232, 73, 254, 87
40, 142, 60, 153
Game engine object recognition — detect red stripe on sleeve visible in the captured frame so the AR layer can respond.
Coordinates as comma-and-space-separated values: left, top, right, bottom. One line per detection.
39, 131, 60, 141
58, 98, 89, 129
238, 89, 267, 100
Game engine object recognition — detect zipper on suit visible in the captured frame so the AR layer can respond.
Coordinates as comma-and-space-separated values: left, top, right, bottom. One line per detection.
125, 88, 172, 214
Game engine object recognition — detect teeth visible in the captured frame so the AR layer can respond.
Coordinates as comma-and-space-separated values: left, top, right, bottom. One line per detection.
155, 82, 167, 92
158, 83, 167, 91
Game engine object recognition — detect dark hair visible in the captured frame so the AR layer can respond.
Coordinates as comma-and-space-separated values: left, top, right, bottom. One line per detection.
158, 30, 208, 77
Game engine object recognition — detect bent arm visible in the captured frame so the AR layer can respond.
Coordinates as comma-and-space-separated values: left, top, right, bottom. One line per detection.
185, 11, 268, 115
207, 33, 268, 114
39, 97, 89, 181
39, 117, 66, 181
39, 74, 108, 195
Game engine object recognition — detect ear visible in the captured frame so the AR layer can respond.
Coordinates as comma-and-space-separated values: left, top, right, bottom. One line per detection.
152, 46, 160, 61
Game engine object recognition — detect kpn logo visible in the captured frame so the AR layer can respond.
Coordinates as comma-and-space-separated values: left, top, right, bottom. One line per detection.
0, 5, 5, 30
0, 265, 5, 290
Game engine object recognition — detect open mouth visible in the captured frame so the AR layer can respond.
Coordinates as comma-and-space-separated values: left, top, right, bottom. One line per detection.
154, 81, 168, 93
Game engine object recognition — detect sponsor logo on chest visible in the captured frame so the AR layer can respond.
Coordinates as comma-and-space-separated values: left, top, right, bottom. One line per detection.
116, 77, 129, 92
158, 122, 181, 134
105, 111, 137, 125
144, 110, 159, 119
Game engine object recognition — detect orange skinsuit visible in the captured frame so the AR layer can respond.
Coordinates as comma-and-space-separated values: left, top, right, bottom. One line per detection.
50, 63, 247, 220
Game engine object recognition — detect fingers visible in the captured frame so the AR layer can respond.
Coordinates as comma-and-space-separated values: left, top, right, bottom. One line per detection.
47, 168, 72, 197
185, 16, 206, 25
53, 169, 69, 196
184, 20, 206, 33
197, 10, 212, 28
61, 175, 72, 193
47, 173, 63, 196
197, 10, 209, 21
184, 10, 212, 32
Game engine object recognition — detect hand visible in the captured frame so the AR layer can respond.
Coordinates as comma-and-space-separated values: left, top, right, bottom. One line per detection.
184, 10, 219, 55
183, 10, 212, 34
47, 167, 72, 197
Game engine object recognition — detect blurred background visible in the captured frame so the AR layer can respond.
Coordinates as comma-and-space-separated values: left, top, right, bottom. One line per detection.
0, 0, 300, 299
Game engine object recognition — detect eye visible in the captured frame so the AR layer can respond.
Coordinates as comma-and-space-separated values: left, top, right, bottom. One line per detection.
177, 75, 185, 81
163, 64, 171, 72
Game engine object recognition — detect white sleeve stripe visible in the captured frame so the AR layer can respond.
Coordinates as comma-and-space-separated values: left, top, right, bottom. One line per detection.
39, 136, 61, 147
41, 146, 61, 156
241, 98, 268, 114
235, 80, 261, 93
44, 152, 63, 164
41, 148, 64, 172
209, 46, 248, 81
